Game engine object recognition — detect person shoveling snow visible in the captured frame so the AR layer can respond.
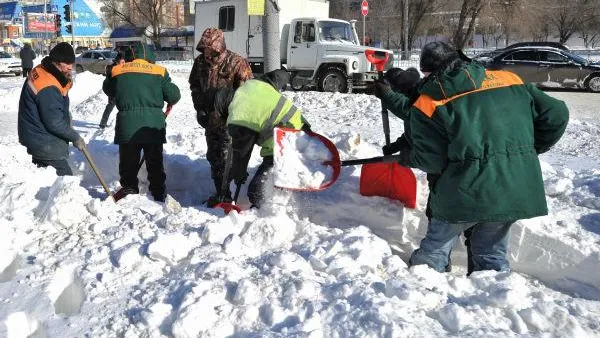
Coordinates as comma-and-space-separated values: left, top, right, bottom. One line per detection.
206, 69, 310, 209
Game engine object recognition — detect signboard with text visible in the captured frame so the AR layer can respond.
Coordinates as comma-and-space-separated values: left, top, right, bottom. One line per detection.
25, 13, 56, 33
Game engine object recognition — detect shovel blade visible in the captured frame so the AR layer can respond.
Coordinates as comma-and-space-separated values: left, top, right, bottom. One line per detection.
273, 127, 341, 191
360, 163, 417, 208
214, 202, 242, 215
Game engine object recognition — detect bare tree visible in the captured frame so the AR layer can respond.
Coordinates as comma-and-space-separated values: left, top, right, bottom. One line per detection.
539, 0, 597, 44
101, 0, 176, 45
451, 0, 486, 49
576, 2, 600, 47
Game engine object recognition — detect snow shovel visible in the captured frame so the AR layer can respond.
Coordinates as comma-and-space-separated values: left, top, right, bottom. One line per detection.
361, 50, 418, 208
81, 146, 115, 202
113, 105, 173, 202
274, 127, 417, 208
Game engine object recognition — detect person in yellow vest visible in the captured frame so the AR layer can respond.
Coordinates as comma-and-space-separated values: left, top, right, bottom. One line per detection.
18, 42, 85, 176
206, 69, 309, 208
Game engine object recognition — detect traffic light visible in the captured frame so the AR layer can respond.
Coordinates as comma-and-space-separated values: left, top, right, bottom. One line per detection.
65, 24, 72, 34
63, 4, 71, 22
55, 14, 62, 37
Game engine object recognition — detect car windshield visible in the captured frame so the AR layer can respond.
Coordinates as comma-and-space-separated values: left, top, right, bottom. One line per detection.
563, 51, 588, 65
101, 51, 117, 59
318, 21, 357, 44
0, 52, 10, 58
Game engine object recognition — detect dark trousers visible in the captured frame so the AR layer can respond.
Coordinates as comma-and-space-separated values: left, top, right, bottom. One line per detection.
99, 97, 115, 128
22, 68, 32, 78
32, 158, 73, 176
247, 156, 274, 208
119, 143, 166, 198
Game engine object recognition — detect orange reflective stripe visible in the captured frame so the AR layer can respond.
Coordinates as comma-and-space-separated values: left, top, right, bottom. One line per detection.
111, 59, 166, 77
413, 70, 524, 118
27, 66, 71, 96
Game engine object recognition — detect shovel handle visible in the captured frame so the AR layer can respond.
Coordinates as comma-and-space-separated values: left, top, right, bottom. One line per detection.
325, 155, 403, 167
82, 147, 114, 201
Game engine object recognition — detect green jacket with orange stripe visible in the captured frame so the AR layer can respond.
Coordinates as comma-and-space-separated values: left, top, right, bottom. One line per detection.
102, 58, 180, 144
382, 63, 569, 223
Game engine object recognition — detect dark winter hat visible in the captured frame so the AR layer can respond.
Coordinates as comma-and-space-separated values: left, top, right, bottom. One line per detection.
49, 42, 75, 64
260, 69, 290, 91
419, 41, 460, 73
123, 42, 155, 63
385, 67, 421, 95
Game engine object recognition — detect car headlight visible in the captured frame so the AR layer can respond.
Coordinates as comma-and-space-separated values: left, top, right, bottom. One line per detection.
352, 61, 358, 70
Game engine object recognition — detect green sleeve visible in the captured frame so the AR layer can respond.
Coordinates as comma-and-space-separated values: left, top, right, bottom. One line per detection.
525, 83, 569, 154
102, 76, 115, 97
381, 90, 413, 121
400, 108, 448, 174
162, 71, 181, 105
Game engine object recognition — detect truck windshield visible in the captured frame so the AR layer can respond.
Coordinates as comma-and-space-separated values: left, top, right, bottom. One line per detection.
318, 21, 357, 44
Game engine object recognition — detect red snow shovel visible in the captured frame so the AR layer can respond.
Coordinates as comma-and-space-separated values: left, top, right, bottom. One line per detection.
274, 127, 417, 208
361, 50, 417, 208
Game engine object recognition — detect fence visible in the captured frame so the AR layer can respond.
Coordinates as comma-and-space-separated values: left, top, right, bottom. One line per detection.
154, 50, 194, 62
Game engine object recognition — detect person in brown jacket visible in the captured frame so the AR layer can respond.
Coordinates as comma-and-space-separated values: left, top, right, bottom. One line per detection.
189, 28, 253, 204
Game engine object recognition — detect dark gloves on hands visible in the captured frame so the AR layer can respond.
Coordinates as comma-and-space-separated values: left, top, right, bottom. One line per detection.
373, 79, 391, 99
73, 137, 86, 151
196, 110, 208, 128
382, 135, 409, 155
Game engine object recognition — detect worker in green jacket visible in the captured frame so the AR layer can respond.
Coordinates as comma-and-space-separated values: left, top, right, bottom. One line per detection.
376, 41, 569, 273
206, 69, 308, 208
103, 43, 181, 202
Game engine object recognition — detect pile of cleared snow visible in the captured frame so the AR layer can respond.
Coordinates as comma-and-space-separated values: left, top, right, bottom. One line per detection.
274, 129, 334, 189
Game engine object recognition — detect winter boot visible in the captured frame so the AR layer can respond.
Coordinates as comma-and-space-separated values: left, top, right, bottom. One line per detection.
113, 186, 139, 202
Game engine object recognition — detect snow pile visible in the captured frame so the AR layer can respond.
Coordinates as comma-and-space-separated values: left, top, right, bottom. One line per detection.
0, 67, 599, 337
274, 129, 334, 189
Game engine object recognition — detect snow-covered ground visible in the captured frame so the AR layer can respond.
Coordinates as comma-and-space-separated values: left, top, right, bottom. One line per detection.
1, 65, 600, 338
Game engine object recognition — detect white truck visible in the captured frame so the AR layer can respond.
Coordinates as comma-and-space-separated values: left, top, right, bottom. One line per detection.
193, 0, 393, 93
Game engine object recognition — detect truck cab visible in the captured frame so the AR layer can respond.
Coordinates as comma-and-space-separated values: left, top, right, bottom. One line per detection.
284, 18, 393, 93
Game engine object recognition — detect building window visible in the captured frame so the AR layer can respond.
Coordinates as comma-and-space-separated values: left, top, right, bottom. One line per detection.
219, 6, 235, 32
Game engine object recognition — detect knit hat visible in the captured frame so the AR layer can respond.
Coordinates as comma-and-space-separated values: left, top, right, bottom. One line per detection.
419, 41, 460, 73
49, 42, 75, 64
260, 69, 290, 91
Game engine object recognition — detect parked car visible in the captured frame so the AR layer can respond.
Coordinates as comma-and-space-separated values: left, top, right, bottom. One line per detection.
75, 46, 90, 54
0, 51, 22, 76
483, 47, 600, 92
473, 42, 570, 63
75, 50, 117, 74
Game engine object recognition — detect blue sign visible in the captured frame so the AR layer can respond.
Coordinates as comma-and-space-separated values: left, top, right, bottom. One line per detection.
0, 1, 18, 21
53, 0, 105, 37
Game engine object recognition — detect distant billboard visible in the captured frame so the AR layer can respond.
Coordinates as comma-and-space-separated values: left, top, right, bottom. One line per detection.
25, 13, 56, 34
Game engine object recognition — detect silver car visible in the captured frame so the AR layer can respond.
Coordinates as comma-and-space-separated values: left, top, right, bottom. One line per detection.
75, 50, 117, 74
0, 51, 21, 76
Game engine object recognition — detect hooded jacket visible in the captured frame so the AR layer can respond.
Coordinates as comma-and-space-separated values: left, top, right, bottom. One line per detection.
19, 43, 36, 69
397, 63, 569, 222
189, 28, 253, 129
18, 57, 79, 160
103, 43, 180, 144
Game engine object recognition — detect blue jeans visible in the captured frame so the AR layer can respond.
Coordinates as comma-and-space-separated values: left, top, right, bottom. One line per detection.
409, 218, 513, 273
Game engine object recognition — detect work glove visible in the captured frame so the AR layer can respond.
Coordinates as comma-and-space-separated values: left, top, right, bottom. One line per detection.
196, 109, 208, 128
233, 171, 249, 186
373, 79, 392, 99
206, 194, 233, 208
73, 137, 86, 151
382, 135, 409, 156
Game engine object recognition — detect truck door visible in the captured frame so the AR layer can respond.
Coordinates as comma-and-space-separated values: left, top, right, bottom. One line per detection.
288, 20, 318, 70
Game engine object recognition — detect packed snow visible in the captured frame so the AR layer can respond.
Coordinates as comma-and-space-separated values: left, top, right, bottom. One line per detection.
273, 128, 334, 190
0, 65, 600, 338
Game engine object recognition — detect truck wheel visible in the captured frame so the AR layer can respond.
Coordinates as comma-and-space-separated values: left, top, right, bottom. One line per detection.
318, 67, 349, 93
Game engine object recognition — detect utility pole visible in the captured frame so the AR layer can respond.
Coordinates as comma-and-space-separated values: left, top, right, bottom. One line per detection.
43, 0, 48, 54
402, 0, 409, 59
262, 0, 280, 73
70, 0, 75, 47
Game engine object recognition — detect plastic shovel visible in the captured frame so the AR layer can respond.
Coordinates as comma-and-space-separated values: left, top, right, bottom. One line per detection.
273, 127, 417, 208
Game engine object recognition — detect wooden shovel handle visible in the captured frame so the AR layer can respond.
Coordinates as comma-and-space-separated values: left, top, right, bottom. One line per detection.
81, 147, 114, 201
